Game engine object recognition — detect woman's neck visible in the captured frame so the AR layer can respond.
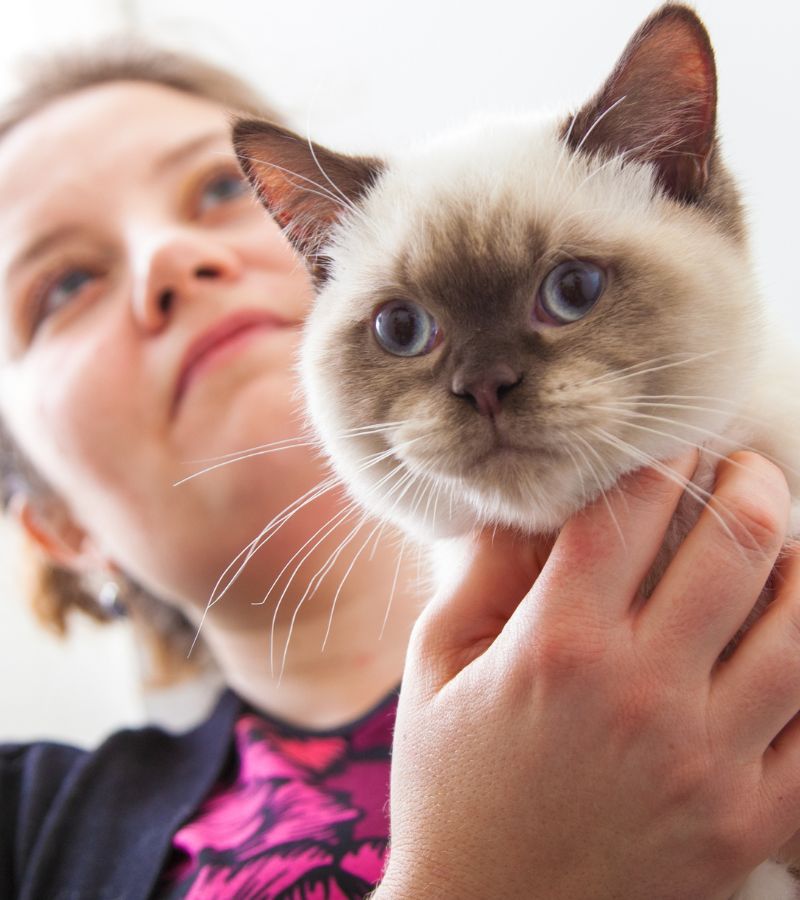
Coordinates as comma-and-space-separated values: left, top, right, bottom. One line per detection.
198, 537, 423, 729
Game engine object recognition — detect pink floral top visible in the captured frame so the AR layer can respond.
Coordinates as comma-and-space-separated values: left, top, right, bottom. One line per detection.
157, 691, 397, 899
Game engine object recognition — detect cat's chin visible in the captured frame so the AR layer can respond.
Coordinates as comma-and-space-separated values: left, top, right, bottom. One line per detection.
334, 462, 482, 541
342, 457, 605, 541
376, 487, 479, 541
374, 475, 597, 540
444, 448, 607, 534
461, 485, 591, 535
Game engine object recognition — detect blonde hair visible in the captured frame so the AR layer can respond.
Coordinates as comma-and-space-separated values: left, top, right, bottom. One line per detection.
0, 38, 282, 683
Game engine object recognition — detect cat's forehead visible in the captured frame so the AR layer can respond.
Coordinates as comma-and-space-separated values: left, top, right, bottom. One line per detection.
332, 113, 665, 290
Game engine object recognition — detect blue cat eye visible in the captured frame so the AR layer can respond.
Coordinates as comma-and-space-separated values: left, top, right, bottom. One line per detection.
537, 260, 606, 324
372, 300, 439, 357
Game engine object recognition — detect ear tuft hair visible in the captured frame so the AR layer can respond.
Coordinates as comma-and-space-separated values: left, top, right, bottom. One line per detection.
564, 4, 717, 202
233, 120, 383, 280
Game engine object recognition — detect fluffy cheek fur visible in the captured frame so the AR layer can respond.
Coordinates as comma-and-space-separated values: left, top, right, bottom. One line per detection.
301, 301, 479, 538
300, 121, 760, 539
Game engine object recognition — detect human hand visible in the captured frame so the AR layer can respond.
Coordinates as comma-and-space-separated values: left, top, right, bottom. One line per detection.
375, 452, 800, 900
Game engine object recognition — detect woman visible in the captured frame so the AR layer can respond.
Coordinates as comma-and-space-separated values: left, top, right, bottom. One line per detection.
1, 40, 799, 900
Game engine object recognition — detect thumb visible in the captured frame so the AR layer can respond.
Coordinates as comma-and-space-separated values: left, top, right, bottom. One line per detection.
409, 527, 554, 691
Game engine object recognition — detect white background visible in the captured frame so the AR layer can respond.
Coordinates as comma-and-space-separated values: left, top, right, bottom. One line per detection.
1, 0, 797, 745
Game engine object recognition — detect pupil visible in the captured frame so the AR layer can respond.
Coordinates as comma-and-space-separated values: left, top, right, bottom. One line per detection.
560, 269, 593, 308
390, 307, 417, 345
213, 177, 238, 198
63, 270, 90, 292
201, 174, 245, 210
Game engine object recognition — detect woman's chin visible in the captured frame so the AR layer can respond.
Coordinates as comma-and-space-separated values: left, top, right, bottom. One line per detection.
171, 365, 304, 459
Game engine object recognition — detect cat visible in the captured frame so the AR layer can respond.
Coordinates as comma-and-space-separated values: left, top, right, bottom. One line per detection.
233, 4, 800, 897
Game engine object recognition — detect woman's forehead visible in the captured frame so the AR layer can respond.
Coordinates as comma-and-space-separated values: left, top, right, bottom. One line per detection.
0, 82, 233, 257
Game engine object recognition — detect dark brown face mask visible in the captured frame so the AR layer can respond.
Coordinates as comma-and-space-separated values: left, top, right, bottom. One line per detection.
224, 3, 758, 546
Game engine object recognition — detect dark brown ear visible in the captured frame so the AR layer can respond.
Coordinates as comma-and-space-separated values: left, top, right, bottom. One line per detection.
233, 119, 382, 279
564, 4, 716, 202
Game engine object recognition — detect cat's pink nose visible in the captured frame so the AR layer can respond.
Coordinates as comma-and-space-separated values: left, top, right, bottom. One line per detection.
451, 364, 523, 418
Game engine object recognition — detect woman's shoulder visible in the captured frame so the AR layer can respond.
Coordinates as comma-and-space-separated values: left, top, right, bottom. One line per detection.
2, 686, 242, 787
1, 689, 242, 900
1, 737, 88, 833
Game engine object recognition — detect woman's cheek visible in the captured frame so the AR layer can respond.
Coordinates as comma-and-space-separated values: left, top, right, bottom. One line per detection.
13, 330, 142, 499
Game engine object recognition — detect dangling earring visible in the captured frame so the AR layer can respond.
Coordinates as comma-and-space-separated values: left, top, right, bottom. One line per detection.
97, 577, 127, 619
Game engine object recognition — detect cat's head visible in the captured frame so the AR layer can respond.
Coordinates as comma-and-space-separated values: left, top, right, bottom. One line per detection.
234, 4, 762, 538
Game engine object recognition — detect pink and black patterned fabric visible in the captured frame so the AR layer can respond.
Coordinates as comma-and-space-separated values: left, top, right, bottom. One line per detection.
158, 691, 397, 899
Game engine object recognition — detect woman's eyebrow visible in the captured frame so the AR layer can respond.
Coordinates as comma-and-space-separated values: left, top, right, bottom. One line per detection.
153, 130, 231, 174
8, 129, 233, 277
8, 131, 232, 279
8, 224, 89, 281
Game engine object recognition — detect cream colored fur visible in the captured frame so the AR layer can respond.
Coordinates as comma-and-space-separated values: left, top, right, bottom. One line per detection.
298, 116, 800, 899
301, 116, 799, 538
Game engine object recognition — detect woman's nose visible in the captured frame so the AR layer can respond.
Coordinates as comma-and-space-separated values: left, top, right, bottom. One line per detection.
134, 233, 243, 332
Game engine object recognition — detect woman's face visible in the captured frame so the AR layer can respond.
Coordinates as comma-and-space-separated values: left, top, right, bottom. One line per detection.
0, 81, 333, 613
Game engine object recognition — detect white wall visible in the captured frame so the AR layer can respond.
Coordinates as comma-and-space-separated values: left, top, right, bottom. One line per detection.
0, 519, 145, 747
1, 0, 797, 745
131, 0, 800, 323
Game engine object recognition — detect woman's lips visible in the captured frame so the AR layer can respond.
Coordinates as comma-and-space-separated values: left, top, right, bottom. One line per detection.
173, 310, 293, 415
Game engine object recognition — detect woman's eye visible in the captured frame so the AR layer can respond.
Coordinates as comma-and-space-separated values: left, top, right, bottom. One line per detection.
35, 267, 97, 325
195, 170, 249, 215
373, 300, 440, 357
537, 260, 606, 324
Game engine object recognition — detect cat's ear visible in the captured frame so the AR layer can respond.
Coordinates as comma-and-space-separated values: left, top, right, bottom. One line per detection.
233, 120, 382, 280
565, 4, 716, 202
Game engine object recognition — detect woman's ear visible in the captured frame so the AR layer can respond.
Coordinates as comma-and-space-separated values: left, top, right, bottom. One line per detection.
8, 492, 107, 573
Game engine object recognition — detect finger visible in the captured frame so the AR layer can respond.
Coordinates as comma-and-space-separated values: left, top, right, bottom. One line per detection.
518, 450, 699, 634
409, 528, 553, 691
712, 541, 800, 757
639, 452, 789, 671
761, 706, 800, 843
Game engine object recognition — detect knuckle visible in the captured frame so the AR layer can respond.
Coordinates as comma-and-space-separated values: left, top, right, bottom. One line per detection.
665, 752, 712, 802
408, 606, 444, 660
727, 452, 789, 494
783, 597, 800, 650
620, 462, 682, 510
708, 811, 753, 865
608, 686, 659, 737
670, 760, 760, 864
648, 729, 723, 809
531, 619, 609, 678
720, 490, 786, 558
717, 453, 790, 553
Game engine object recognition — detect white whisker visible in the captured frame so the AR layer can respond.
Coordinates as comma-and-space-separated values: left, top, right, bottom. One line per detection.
241, 154, 352, 214
281, 462, 417, 677
608, 397, 771, 431
594, 405, 800, 480
188, 471, 341, 657
305, 133, 363, 218
278, 511, 372, 681
175, 420, 408, 485
567, 94, 628, 168
174, 441, 317, 486
582, 350, 725, 388
589, 426, 770, 565
380, 535, 407, 641
267, 453, 416, 674
191, 437, 419, 656
571, 433, 627, 549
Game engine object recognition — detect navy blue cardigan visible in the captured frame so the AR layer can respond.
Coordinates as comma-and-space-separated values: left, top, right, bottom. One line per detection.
1, 690, 242, 900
